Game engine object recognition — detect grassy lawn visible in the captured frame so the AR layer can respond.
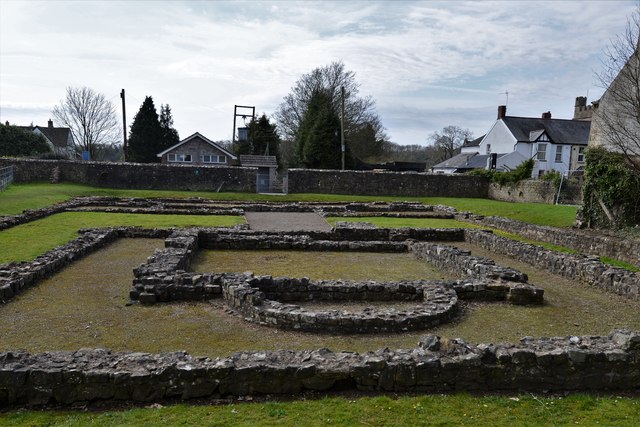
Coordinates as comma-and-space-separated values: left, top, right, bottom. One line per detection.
1, 182, 578, 227
1, 394, 638, 426
0, 212, 242, 263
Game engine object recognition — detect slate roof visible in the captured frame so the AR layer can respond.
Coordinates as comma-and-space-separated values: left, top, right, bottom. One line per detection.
34, 125, 72, 148
461, 135, 485, 148
502, 117, 590, 145
239, 155, 278, 168
433, 152, 508, 171
15, 123, 73, 148
432, 152, 477, 169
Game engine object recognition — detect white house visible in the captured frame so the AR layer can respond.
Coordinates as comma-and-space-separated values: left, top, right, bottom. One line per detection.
157, 132, 237, 165
12, 119, 75, 158
435, 106, 590, 177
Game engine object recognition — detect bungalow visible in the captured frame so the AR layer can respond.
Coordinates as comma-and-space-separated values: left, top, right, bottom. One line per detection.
157, 132, 237, 165
433, 105, 590, 177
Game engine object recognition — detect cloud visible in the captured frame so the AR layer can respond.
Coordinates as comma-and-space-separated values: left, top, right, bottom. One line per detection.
1, 0, 636, 145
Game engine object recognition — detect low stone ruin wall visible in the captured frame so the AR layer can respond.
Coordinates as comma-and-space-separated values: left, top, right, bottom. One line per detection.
2, 329, 638, 406
443, 206, 640, 268
464, 229, 640, 301
0, 227, 170, 304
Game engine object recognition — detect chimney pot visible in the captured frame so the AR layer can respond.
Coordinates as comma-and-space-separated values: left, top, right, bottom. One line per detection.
48, 119, 53, 128
542, 111, 552, 119
497, 105, 507, 119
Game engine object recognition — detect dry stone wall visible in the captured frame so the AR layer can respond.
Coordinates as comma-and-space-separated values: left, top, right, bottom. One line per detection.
2, 329, 639, 406
464, 229, 640, 301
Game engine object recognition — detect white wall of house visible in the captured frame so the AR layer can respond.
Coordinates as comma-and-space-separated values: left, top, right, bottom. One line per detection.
477, 121, 517, 155
532, 143, 574, 177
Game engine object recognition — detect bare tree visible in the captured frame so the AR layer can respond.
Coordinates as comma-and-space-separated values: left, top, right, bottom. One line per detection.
52, 87, 120, 159
428, 125, 474, 161
274, 61, 386, 148
592, 6, 640, 174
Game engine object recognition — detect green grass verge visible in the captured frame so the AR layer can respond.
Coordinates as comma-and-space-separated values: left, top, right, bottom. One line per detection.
600, 257, 640, 272
1, 394, 638, 426
1, 182, 578, 227
0, 212, 242, 263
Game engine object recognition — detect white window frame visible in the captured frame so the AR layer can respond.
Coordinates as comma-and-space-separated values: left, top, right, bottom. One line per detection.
554, 145, 563, 163
167, 153, 192, 163
486, 144, 491, 155
537, 143, 547, 161
202, 154, 226, 164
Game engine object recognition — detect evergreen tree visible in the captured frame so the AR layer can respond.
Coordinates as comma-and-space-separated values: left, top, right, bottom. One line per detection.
250, 114, 281, 159
159, 104, 180, 151
0, 124, 51, 157
127, 96, 163, 163
295, 89, 343, 169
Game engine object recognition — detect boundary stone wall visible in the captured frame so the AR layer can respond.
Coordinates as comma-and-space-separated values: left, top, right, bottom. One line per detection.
2, 329, 639, 406
287, 168, 489, 197
488, 180, 583, 205
0, 158, 256, 192
0, 159, 490, 198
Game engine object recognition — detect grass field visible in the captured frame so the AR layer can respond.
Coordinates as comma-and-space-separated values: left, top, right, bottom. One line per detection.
1, 182, 579, 227
1, 394, 638, 426
1, 182, 638, 425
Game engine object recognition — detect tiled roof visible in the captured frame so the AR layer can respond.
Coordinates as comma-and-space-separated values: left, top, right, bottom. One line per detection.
239, 155, 278, 168
462, 135, 485, 148
35, 126, 72, 148
502, 117, 590, 145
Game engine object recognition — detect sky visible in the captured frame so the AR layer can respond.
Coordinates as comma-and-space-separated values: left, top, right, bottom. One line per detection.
0, 0, 637, 146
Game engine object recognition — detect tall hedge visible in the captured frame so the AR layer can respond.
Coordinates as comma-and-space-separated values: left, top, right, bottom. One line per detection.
580, 147, 640, 228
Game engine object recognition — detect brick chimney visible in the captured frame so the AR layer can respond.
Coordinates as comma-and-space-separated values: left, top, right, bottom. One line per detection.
542, 111, 552, 119
48, 119, 53, 128
497, 105, 507, 119
4, 121, 8, 126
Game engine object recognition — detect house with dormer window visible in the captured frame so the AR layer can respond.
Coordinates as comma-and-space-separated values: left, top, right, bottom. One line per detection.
435, 105, 591, 177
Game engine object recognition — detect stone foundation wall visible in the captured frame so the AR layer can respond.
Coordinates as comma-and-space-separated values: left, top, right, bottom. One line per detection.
488, 180, 583, 205
2, 329, 639, 406
0, 227, 169, 304
464, 229, 640, 301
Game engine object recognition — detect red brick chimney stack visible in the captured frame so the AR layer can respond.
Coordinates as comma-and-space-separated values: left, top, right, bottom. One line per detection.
497, 105, 507, 119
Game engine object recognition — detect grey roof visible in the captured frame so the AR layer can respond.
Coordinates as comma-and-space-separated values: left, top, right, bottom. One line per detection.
502, 117, 590, 145
462, 135, 485, 148
432, 152, 477, 169
16, 124, 72, 148
35, 125, 72, 148
239, 155, 278, 168
433, 152, 508, 171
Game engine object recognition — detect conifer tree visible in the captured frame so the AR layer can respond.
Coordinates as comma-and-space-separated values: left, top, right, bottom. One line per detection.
159, 104, 180, 151
127, 96, 163, 163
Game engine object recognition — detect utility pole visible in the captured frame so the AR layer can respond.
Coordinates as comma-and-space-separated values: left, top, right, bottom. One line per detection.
120, 89, 127, 161
340, 86, 345, 170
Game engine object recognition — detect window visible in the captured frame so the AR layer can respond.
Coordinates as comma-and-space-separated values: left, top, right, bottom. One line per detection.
202, 154, 226, 164
555, 145, 563, 163
167, 153, 192, 162
486, 144, 491, 155
577, 147, 585, 163
537, 143, 547, 161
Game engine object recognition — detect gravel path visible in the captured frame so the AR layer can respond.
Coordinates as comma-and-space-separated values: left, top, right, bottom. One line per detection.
244, 212, 332, 232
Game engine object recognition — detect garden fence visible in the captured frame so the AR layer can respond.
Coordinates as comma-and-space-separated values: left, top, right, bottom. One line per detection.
0, 165, 14, 191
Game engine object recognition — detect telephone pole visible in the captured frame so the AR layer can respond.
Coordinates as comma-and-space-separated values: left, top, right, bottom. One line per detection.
120, 89, 127, 161
340, 86, 345, 170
